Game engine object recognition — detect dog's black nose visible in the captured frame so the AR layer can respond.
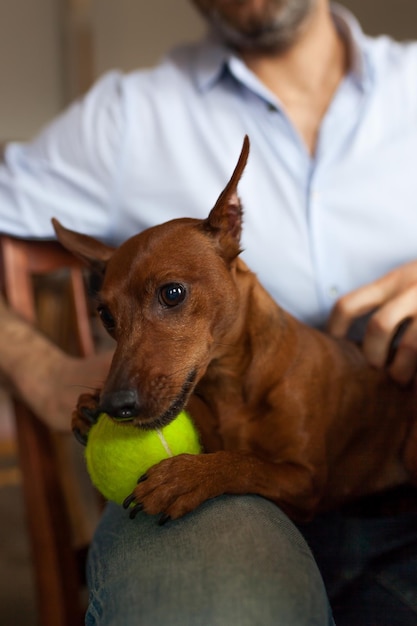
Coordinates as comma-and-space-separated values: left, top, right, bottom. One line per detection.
99, 389, 140, 421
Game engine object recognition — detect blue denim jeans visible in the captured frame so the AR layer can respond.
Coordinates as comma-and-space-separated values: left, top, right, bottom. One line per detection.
300, 504, 417, 626
86, 495, 334, 625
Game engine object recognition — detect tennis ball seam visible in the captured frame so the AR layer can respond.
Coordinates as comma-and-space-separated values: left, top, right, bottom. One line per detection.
156, 428, 174, 457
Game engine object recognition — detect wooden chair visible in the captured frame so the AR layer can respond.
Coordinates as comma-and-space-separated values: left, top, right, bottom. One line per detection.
0, 235, 103, 626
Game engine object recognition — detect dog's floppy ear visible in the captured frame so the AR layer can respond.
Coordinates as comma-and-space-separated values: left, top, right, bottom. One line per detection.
52, 218, 114, 275
203, 135, 249, 262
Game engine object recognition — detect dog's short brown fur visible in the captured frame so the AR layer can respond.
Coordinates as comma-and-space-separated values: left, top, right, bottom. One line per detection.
53, 136, 417, 523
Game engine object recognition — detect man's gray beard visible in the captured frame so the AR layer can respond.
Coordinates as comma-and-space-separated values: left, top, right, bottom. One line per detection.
203, 1, 317, 53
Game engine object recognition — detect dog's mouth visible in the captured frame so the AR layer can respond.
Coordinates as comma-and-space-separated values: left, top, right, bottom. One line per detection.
137, 368, 198, 430
102, 368, 198, 430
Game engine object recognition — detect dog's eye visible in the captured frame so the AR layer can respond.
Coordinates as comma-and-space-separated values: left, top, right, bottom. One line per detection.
97, 305, 115, 332
159, 283, 187, 308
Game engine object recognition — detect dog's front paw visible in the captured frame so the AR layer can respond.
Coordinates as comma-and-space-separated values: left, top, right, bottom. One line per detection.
72, 390, 101, 445
123, 453, 216, 524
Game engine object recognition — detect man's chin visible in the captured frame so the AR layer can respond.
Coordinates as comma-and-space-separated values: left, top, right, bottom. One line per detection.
193, 0, 318, 54
211, 17, 299, 54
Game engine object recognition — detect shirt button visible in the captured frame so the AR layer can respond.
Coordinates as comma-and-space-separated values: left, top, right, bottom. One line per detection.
328, 286, 339, 299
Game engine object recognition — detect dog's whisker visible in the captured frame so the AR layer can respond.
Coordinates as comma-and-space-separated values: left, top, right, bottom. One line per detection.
161, 365, 197, 379
212, 341, 238, 349
67, 384, 107, 392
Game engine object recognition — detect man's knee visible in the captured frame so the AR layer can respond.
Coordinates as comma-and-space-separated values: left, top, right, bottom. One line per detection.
86, 495, 333, 625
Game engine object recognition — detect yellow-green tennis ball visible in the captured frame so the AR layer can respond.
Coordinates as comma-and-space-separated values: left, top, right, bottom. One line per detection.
85, 410, 201, 505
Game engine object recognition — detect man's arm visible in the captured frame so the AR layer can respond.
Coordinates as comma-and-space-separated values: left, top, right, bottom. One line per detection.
0, 74, 126, 429
0, 294, 113, 431
0, 71, 126, 240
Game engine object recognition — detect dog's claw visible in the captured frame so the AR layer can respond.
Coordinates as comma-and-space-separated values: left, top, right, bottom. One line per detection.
122, 493, 137, 509
73, 428, 88, 446
129, 503, 144, 519
137, 474, 148, 484
80, 407, 100, 424
158, 513, 171, 526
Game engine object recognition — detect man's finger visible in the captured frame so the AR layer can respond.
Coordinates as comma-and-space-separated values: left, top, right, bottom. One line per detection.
387, 319, 417, 385
328, 282, 386, 338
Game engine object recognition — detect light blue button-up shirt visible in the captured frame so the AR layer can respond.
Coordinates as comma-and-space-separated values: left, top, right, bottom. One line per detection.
1, 5, 417, 328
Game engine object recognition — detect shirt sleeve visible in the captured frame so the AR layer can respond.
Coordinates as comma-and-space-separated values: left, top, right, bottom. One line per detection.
0, 70, 128, 240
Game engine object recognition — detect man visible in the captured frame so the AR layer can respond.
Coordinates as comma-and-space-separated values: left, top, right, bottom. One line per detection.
1, 0, 417, 623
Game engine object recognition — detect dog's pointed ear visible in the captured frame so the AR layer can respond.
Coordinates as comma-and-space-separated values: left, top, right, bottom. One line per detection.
52, 218, 114, 275
203, 135, 249, 262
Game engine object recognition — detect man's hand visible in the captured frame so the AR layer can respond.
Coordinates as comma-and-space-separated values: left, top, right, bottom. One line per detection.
328, 260, 417, 386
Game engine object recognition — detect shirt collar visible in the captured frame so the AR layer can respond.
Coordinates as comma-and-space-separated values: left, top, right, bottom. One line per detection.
331, 3, 374, 91
192, 3, 374, 95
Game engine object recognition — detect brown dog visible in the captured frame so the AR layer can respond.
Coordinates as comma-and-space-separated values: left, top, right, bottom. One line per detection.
53, 136, 417, 524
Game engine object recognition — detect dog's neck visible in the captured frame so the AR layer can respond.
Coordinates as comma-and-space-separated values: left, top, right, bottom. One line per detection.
196, 258, 296, 404
192, 257, 306, 450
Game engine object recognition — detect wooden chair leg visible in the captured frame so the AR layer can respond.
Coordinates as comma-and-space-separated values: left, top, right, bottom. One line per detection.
14, 398, 85, 626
